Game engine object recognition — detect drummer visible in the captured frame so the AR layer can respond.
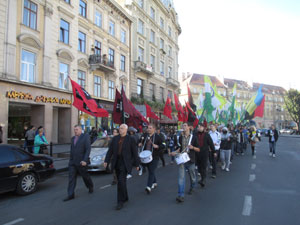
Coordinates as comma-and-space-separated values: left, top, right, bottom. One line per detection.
170, 122, 200, 203
139, 124, 163, 194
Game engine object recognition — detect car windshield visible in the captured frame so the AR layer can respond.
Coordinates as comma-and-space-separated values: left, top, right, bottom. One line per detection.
91, 138, 110, 148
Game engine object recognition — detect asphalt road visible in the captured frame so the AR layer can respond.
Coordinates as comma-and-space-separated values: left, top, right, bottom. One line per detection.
1, 136, 299, 225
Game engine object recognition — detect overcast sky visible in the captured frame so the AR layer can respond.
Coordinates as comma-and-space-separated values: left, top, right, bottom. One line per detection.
173, 0, 300, 90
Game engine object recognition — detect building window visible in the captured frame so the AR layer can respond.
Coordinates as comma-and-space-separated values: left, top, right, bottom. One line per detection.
95, 40, 101, 55
108, 80, 115, 100
137, 78, 143, 97
160, 17, 164, 29
59, 63, 69, 89
108, 48, 114, 66
168, 90, 172, 99
150, 30, 155, 43
60, 19, 69, 44
94, 75, 101, 97
121, 29, 126, 44
160, 61, 164, 75
150, 7, 155, 20
150, 83, 155, 100
23, 0, 37, 30
95, 11, 102, 27
168, 26, 172, 37
138, 0, 144, 9
78, 31, 86, 53
109, 20, 115, 36
150, 55, 155, 71
64, 0, 70, 4
79, 0, 87, 18
168, 66, 172, 78
160, 87, 164, 101
168, 45, 172, 57
138, 47, 144, 62
78, 70, 86, 89
138, 19, 144, 35
120, 55, 126, 71
21, 50, 36, 83
160, 38, 164, 50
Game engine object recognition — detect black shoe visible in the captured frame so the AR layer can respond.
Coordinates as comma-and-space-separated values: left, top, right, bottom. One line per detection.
176, 196, 184, 203
116, 202, 123, 210
188, 189, 193, 195
89, 187, 94, 194
111, 180, 117, 185
63, 195, 74, 202
145, 187, 151, 194
199, 180, 205, 187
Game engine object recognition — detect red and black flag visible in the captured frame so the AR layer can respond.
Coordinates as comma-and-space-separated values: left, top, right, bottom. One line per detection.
174, 93, 184, 122
145, 102, 159, 120
187, 84, 197, 112
112, 89, 123, 124
186, 101, 199, 128
163, 97, 173, 120
70, 78, 108, 117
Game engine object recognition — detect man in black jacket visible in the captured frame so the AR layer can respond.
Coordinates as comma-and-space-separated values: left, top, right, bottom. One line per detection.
267, 125, 279, 157
195, 123, 215, 187
63, 125, 94, 202
139, 124, 164, 194
104, 124, 140, 210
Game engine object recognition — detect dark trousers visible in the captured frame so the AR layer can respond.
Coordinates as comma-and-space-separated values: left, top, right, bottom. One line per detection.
67, 164, 93, 197
27, 140, 34, 153
159, 150, 165, 167
146, 159, 159, 187
237, 143, 244, 153
209, 151, 217, 175
115, 157, 128, 203
196, 152, 208, 182
251, 145, 255, 155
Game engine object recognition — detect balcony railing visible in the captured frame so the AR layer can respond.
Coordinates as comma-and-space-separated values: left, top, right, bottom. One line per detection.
89, 54, 115, 73
166, 77, 180, 87
134, 61, 154, 76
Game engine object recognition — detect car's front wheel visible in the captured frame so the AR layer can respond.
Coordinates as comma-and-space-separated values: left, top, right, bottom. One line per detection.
16, 172, 37, 195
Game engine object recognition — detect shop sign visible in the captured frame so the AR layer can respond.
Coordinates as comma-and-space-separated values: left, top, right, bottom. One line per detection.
6, 91, 71, 105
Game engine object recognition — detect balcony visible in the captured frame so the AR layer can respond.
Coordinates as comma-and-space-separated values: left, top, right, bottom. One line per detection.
166, 77, 180, 88
89, 54, 116, 73
134, 61, 154, 76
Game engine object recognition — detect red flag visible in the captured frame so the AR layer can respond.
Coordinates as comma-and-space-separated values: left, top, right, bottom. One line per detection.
174, 93, 184, 122
70, 78, 108, 117
163, 97, 173, 120
187, 84, 197, 112
113, 89, 122, 124
186, 101, 199, 128
254, 95, 265, 118
145, 103, 159, 120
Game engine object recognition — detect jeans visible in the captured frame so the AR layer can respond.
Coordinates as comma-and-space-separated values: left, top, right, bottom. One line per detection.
269, 142, 276, 154
209, 151, 217, 175
178, 162, 196, 197
237, 143, 244, 154
146, 159, 159, 187
220, 149, 231, 170
169, 147, 175, 162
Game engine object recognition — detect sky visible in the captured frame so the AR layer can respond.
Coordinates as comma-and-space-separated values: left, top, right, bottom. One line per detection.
173, 0, 300, 90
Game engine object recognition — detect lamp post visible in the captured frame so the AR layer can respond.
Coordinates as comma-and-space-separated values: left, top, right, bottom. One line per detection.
272, 91, 276, 127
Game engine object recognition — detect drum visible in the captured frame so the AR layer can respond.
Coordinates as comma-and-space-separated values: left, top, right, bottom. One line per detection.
175, 152, 190, 165
139, 150, 153, 164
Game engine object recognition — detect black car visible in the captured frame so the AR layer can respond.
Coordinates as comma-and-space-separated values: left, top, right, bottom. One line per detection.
0, 144, 56, 195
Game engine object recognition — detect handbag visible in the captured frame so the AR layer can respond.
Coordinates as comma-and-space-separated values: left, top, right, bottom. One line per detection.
39, 144, 49, 154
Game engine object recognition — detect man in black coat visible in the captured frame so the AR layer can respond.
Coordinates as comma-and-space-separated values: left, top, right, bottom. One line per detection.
63, 125, 94, 201
104, 124, 140, 210
195, 123, 215, 187
267, 124, 279, 157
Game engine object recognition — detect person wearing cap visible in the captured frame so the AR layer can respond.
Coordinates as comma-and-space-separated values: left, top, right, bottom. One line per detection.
195, 123, 215, 187
220, 127, 232, 172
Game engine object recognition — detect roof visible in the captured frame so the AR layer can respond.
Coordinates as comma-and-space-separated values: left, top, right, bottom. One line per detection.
189, 73, 226, 88
252, 83, 286, 95
223, 78, 251, 90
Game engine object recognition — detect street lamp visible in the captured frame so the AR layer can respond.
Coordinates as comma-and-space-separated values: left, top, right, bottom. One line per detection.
272, 91, 275, 127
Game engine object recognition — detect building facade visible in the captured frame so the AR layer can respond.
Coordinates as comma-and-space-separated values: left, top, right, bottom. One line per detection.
180, 73, 292, 129
0, 0, 132, 144
117, 0, 181, 119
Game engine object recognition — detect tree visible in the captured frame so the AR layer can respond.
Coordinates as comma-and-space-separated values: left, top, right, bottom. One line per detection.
284, 89, 300, 133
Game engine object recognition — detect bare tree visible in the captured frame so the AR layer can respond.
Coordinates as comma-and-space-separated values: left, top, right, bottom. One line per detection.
284, 89, 300, 133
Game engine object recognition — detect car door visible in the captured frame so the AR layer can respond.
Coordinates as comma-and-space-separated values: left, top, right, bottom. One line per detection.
0, 147, 19, 193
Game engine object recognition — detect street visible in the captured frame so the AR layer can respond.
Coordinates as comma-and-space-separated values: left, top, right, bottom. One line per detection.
1, 136, 300, 225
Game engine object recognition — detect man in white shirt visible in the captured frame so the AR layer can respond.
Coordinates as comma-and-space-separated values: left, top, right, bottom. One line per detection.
209, 124, 221, 178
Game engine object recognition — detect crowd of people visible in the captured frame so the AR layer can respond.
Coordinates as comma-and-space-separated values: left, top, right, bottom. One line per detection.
23, 125, 49, 154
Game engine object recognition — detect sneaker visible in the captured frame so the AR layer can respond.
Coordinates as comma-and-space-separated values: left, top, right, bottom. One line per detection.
126, 174, 132, 179
197, 172, 201, 176
225, 168, 230, 172
209, 165, 213, 169
176, 196, 184, 203
221, 164, 226, 170
151, 183, 158, 189
145, 187, 151, 194
269, 153, 272, 156
272, 154, 276, 158
138, 168, 143, 176
211, 174, 216, 179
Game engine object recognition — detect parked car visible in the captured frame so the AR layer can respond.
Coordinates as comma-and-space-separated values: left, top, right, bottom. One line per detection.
0, 144, 55, 195
88, 137, 112, 172
261, 128, 268, 136
280, 128, 292, 134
